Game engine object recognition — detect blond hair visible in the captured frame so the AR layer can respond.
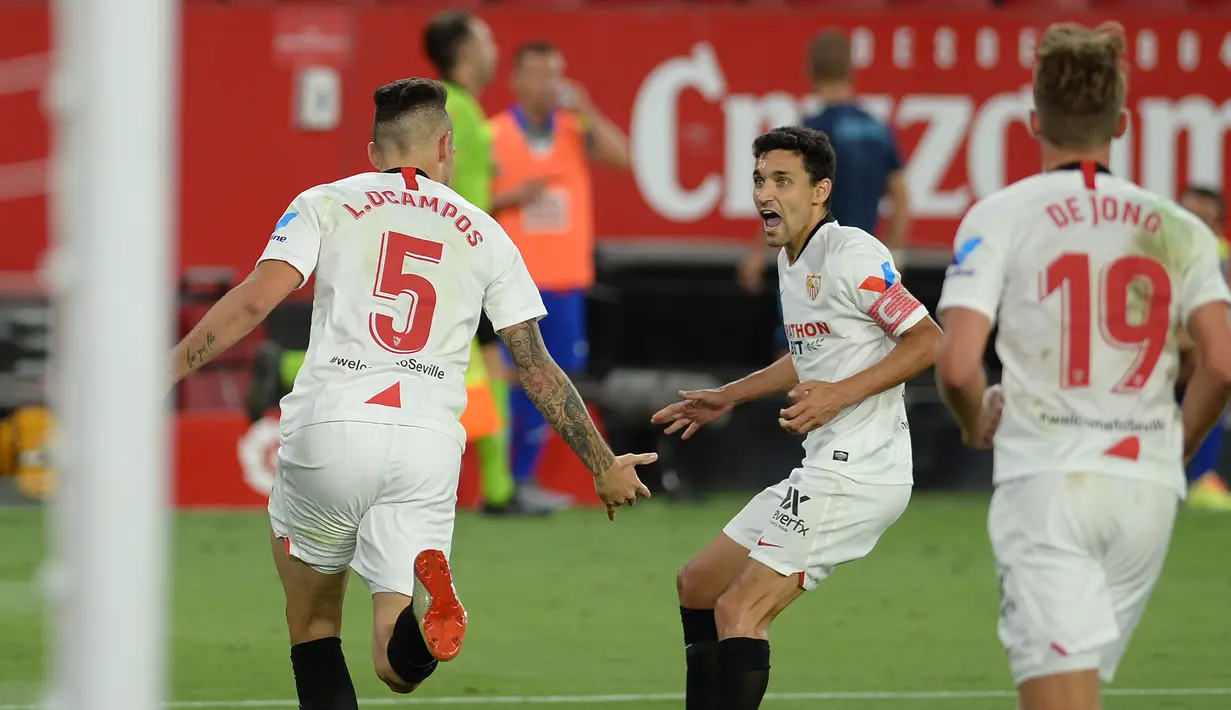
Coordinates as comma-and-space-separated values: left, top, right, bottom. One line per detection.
1033, 21, 1127, 150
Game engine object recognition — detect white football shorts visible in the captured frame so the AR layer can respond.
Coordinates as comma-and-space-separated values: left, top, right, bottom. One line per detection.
989, 471, 1179, 685
268, 421, 462, 597
723, 466, 911, 591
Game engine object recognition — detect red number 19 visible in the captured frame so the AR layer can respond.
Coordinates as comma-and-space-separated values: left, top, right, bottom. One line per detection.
1041, 254, 1171, 392
369, 231, 444, 355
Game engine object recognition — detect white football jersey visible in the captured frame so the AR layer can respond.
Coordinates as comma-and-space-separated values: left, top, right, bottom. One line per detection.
257, 168, 546, 446
778, 216, 928, 483
937, 162, 1231, 496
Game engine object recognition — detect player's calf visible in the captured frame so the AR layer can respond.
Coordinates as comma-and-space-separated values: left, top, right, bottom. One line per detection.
269, 528, 357, 709
1018, 670, 1102, 710
374, 600, 438, 693
676, 534, 753, 710
376, 609, 434, 695
291, 637, 360, 710
679, 606, 720, 710
712, 560, 804, 710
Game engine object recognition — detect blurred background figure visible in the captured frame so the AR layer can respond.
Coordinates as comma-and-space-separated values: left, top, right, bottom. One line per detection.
1179, 183, 1231, 511
423, 10, 547, 516
0, 404, 52, 501
802, 30, 911, 257
489, 41, 631, 509
738, 29, 910, 358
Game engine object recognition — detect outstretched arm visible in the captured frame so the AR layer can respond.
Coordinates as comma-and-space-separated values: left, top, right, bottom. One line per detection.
651, 355, 798, 440
498, 319, 615, 477
168, 260, 302, 388
722, 354, 799, 404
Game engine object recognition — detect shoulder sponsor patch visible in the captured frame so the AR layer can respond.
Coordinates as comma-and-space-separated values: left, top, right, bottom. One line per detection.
858, 260, 898, 294
953, 236, 982, 265
275, 211, 299, 230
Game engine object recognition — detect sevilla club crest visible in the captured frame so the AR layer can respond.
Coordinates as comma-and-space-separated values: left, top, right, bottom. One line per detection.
805, 274, 822, 301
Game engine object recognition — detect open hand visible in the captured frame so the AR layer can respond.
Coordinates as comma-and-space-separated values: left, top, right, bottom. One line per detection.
778, 380, 851, 435
595, 452, 655, 521
650, 389, 734, 440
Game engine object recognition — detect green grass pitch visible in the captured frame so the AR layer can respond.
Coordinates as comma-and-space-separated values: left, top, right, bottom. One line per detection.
1, 493, 1229, 708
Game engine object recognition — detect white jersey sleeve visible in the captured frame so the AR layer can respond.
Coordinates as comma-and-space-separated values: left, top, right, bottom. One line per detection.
936, 200, 1010, 323
481, 222, 548, 332
1173, 209, 1231, 326
257, 191, 324, 288
838, 239, 926, 337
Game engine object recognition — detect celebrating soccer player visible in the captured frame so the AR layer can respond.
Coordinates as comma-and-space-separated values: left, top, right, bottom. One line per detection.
652, 126, 940, 710
168, 78, 654, 709
936, 22, 1231, 710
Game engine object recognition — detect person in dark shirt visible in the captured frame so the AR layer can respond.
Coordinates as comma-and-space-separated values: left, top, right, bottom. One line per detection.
802, 35, 908, 246
739, 30, 911, 301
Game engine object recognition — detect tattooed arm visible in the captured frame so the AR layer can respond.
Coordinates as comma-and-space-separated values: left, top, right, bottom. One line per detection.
168, 260, 303, 388
499, 319, 616, 477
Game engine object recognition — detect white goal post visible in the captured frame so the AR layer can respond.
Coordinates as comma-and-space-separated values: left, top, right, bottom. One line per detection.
46, 0, 178, 707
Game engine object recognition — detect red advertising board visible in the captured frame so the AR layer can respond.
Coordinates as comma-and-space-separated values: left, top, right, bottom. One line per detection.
1, 7, 1229, 277
174, 411, 603, 509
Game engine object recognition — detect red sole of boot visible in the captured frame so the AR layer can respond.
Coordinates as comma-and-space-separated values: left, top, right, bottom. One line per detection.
414, 550, 467, 662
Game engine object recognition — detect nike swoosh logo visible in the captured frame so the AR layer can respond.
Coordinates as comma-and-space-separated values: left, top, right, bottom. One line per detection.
757, 538, 782, 548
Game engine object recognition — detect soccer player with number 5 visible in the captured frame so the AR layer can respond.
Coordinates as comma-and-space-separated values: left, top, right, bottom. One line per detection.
936, 22, 1231, 710
167, 78, 654, 710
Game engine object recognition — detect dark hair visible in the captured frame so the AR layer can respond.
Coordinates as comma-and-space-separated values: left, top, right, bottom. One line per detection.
752, 126, 837, 205
1182, 184, 1227, 223
1034, 21, 1127, 149
423, 10, 474, 78
808, 30, 852, 83
513, 40, 558, 68
372, 78, 449, 151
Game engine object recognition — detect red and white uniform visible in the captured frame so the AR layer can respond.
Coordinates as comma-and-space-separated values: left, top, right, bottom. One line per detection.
724, 216, 925, 590
938, 162, 1231, 684
261, 168, 545, 594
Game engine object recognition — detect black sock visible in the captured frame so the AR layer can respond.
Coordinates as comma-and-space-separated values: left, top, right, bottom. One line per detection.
386, 603, 439, 685
681, 606, 720, 710
716, 637, 771, 710
289, 637, 358, 710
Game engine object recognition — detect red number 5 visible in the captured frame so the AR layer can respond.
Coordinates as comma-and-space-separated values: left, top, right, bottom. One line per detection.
369, 231, 444, 355
1041, 253, 1171, 393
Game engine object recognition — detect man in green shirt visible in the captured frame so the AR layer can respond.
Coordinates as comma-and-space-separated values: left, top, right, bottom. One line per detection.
423, 11, 551, 516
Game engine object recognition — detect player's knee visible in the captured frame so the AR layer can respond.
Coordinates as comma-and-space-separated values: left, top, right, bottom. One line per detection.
678, 556, 734, 609
677, 563, 714, 608
714, 588, 765, 638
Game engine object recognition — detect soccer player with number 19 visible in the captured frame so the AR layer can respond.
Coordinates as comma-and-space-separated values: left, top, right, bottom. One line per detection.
653, 126, 940, 710
167, 78, 654, 710
936, 22, 1231, 710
